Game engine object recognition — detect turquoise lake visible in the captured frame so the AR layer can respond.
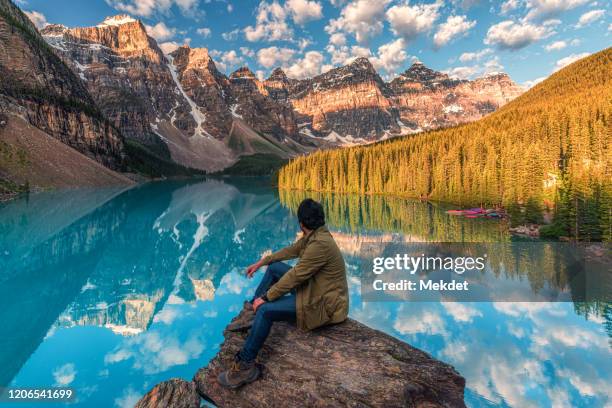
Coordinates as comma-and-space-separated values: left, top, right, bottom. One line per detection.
0, 178, 610, 407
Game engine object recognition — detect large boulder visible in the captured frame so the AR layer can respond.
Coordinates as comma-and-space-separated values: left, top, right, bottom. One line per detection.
194, 307, 466, 408
135, 378, 200, 408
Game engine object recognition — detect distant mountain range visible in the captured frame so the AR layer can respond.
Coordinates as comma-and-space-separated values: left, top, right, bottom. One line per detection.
0, 0, 524, 190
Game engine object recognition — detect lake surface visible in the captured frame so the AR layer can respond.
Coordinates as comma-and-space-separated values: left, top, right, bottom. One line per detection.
0, 179, 609, 407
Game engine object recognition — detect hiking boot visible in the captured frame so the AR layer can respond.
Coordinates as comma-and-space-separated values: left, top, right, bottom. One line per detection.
217, 358, 260, 389
226, 301, 255, 332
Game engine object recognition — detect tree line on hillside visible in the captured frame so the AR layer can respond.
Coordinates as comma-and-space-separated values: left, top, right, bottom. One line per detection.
278, 49, 611, 241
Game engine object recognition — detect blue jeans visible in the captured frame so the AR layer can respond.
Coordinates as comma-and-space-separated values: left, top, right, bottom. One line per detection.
239, 262, 296, 362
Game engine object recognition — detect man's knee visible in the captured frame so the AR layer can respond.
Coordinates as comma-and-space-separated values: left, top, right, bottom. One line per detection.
266, 262, 288, 280
267, 261, 284, 274
255, 302, 273, 319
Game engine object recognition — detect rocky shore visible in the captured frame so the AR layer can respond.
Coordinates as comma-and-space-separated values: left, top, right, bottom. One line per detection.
136, 305, 466, 408
509, 224, 541, 238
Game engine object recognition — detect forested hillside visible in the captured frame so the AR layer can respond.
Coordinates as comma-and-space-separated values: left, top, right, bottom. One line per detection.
279, 48, 611, 240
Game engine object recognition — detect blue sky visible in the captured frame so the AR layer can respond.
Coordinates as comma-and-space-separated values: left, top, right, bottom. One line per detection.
18, 0, 611, 86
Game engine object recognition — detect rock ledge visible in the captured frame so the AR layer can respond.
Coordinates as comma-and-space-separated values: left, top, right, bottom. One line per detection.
137, 307, 466, 408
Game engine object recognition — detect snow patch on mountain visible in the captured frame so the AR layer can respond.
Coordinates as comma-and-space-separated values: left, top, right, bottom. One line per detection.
443, 104, 464, 114
166, 54, 211, 138
230, 104, 243, 119
324, 131, 368, 146
299, 127, 316, 138
98, 15, 137, 27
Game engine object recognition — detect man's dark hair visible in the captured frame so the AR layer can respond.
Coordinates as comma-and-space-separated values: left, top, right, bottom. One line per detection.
297, 199, 325, 230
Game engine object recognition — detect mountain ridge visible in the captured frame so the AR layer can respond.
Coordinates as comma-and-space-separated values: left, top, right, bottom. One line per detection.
39, 13, 523, 148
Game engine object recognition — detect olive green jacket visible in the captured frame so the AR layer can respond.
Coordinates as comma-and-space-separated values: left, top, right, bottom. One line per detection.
261, 226, 349, 331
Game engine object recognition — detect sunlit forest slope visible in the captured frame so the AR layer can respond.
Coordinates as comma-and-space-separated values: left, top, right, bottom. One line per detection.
279, 48, 611, 240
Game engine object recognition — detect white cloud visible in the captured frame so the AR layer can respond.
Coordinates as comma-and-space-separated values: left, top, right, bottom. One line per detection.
459, 47, 492, 62
244, 1, 293, 42
452, 0, 480, 9
227, 3, 233, 12
105, 331, 204, 375
222, 28, 240, 41
159, 41, 181, 54
524, 0, 589, 21
444, 65, 481, 79
53, 363, 76, 386
493, 302, 554, 317
351, 45, 371, 58
321, 64, 334, 73
485, 20, 552, 50
105, 0, 200, 17
325, 43, 373, 66
326, 44, 351, 65
145, 22, 176, 41
153, 307, 180, 324
325, 0, 390, 43
386, 1, 441, 42
433, 15, 475, 48
523, 76, 546, 88
220, 50, 244, 67
329, 32, 347, 46
575, 9, 605, 28
196, 27, 211, 38
114, 387, 141, 408
393, 309, 447, 336
441, 302, 483, 323
500, 0, 521, 14
554, 52, 589, 71
24, 10, 47, 29
217, 270, 251, 295
240, 47, 255, 57
298, 38, 312, 51
159, 37, 190, 54
257, 46, 296, 68
286, 50, 325, 78
440, 339, 469, 363
214, 60, 227, 72
286, 0, 323, 25
544, 40, 566, 51
484, 56, 504, 73
370, 38, 408, 76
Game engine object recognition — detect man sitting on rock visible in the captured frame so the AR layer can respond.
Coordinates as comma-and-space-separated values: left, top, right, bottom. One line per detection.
218, 198, 349, 388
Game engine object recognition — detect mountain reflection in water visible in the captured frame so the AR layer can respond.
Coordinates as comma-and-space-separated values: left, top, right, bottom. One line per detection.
0, 179, 609, 408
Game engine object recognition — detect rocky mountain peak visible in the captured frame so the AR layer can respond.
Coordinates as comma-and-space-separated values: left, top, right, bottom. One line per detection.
40, 24, 68, 36
480, 71, 511, 81
58, 14, 162, 61
171, 46, 217, 71
400, 61, 449, 83
267, 67, 288, 82
347, 57, 376, 73
472, 72, 524, 93
306, 56, 381, 92
230, 66, 257, 81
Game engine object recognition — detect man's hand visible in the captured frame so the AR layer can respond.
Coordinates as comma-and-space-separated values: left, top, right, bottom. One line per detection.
246, 261, 263, 278
252, 297, 266, 312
